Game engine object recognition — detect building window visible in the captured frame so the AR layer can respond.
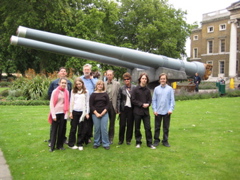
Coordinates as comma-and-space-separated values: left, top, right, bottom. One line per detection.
193, 48, 198, 58
193, 35, 198, 40
220, 39, 225, 53
219, 61, 225, 74
219, 24, 226, 31
207, 40, 213, 54
208, 26, 214, 33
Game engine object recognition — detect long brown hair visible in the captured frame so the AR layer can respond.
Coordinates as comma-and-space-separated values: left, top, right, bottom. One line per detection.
72, 77, 87, 94
138, 73, 149, 84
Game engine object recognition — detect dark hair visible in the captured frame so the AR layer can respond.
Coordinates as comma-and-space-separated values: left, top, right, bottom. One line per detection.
72, 77, 87, 94
123, 72, 131, 80
92, 71, 101, 79
138, 73, 149, 84
58, 77, 68, 84
159, 73, 168, 81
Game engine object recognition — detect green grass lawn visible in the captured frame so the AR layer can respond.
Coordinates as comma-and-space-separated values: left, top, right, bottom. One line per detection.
0, 97, 240, 179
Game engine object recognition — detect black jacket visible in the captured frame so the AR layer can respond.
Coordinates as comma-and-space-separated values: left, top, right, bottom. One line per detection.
117, 84, 136, 113
131, 85, 152, 116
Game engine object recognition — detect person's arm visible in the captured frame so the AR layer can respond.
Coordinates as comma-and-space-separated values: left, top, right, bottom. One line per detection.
100, 93, 110, 116
117, 87, 122, 113
50, 90, 56, 120
168, 88, 175, 114
69, 90, 74, 119
147, 88, 152, 106
152, 88, 158, 116
85, 91, 90, 119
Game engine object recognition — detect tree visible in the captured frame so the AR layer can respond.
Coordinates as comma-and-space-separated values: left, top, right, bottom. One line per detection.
0, 0, 74, 76
117, 0, 191, 58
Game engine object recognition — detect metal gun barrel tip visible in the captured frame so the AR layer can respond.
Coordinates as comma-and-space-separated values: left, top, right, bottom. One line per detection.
10, 36, 18, 45
17, 26, 27, 37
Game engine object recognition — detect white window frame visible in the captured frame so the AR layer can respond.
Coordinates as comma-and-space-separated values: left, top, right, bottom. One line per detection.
207, 26, 214, 33
219, 24, 226, 31
219, 60, 225, 75
219, 39, 226, 53
193, 48, 198, 58
193, 35, 198, 40
207, 40, 213, 54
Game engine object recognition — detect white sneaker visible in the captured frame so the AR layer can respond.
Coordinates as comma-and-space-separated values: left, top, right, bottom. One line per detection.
69, 145, 78, 150
136, 144, 141, 148
79, 146, 83, 151
150, 145, 156, 149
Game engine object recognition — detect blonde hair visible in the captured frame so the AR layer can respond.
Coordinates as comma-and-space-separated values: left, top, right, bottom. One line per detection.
94, 80, 105, 91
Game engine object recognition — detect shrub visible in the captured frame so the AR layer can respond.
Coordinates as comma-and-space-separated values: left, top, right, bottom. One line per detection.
0, 100, 49, 106
0, 89, 9, 97
0, 81, 12, 87
10, 75, 51, 100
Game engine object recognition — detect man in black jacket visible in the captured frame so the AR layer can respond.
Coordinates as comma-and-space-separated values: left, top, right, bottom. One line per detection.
131, 73, 156, 149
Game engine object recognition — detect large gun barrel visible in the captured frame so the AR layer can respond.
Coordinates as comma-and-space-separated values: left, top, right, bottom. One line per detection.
10, 36, 150, 70
17, 26, 212, 80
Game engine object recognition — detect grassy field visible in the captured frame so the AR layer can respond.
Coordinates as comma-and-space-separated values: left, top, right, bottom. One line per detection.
0, 97, 239, 179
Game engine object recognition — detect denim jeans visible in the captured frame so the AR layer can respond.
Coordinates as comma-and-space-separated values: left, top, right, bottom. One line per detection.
92, 113, 110, 147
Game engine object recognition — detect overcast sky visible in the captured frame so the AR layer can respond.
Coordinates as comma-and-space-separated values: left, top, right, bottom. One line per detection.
168, 0, 238, 57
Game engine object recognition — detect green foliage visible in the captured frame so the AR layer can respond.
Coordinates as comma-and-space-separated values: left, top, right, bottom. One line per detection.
9, 75, 51, 100
199, 82, 217, 89
225, 89, 240, 97
0, 81, 12, 87
175, 91, 220, 101
0, 89, 9, 97
118, 0, 190, 58
0, 100, 49, 106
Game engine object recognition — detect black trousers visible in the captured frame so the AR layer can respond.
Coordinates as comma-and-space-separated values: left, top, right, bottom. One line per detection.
134, 114, 153, 146
119, 106, 134, 143
68, 111, 88, 147
108, 103, 116, 142
86, 115, 93, 139
154, 114, 171, 144
50, 113, 65, 150
48, 119, 67, 143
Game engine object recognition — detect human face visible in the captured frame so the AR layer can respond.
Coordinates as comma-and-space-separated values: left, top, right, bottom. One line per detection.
83, 66, 91, 77
58, 69, 67, 78
96, 83, 104, 91
160, 75, 167, 86
76, 81, 83, 90
140, 75, 147, 87
59, 79, 67, 89
107, 72, 114, 82
123, 78, 131, 86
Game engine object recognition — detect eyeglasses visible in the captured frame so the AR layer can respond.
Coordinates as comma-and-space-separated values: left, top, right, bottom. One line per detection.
124, 79, 130, 81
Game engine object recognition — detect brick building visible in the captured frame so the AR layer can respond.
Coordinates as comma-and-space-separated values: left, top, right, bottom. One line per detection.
190, 1, 240, 80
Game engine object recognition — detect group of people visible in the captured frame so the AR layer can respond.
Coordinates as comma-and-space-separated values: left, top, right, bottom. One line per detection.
47, 64, 175, 152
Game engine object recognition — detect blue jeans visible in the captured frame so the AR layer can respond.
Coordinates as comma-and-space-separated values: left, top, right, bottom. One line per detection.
92, 113, 110, 147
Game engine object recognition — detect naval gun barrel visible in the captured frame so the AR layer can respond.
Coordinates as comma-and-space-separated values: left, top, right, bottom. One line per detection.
17, 26, 210, 79
10, 36, 150, 70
